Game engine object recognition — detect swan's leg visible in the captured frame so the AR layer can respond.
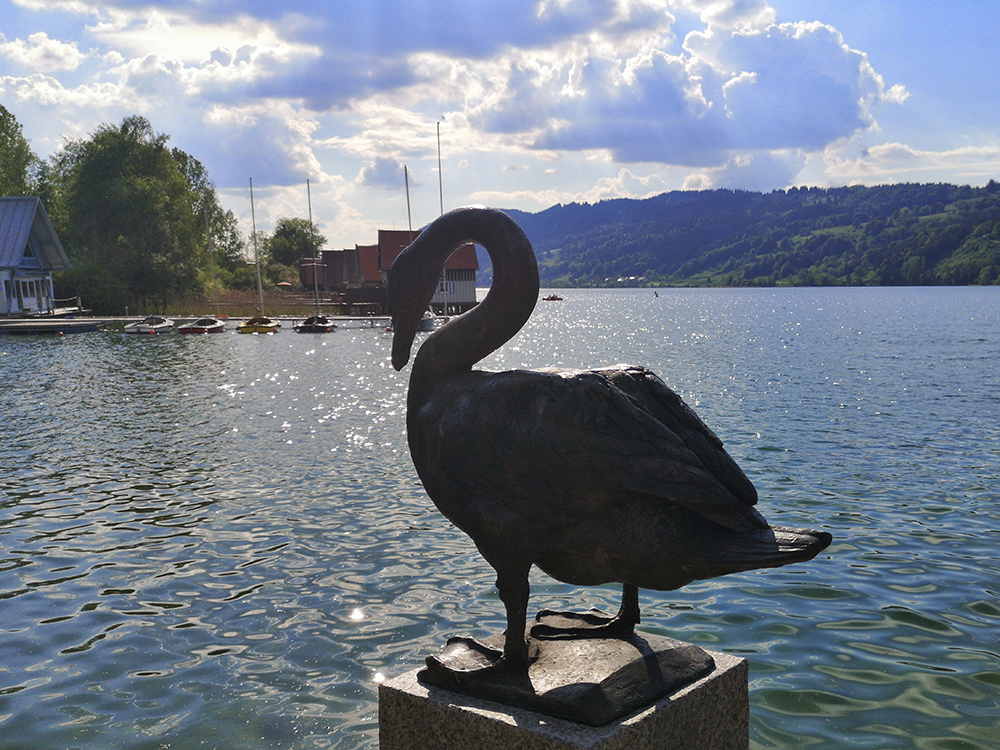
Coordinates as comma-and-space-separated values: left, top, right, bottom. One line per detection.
419, 563, 531, 687
620, 582, 640, 627
532, 583, 641, 639
497, 565, 531, 667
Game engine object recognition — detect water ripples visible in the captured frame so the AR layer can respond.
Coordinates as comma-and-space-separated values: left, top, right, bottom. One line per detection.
3, 287, 1000, 748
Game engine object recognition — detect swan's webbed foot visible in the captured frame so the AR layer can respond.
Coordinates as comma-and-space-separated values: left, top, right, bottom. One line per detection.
531, 584, 641, 641
531, 608, 637, 640
418, 636, 530, 688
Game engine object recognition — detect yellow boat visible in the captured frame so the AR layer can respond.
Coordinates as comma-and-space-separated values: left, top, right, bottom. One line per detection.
237, 315, 279, 334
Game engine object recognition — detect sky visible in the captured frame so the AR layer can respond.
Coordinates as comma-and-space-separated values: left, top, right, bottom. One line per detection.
2, 0, 999, 248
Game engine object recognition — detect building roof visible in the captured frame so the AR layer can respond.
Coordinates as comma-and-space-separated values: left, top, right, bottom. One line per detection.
446, 242, 479, 271
0, 197, 71, 272
377, 228, 478, 272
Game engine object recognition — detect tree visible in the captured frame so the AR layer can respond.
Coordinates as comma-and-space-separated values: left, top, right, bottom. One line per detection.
54, 116, 212, 313
170, 146, 248, 284
210, 209, 250, 271
268, 217, 326, 266
0, 105, 37, 196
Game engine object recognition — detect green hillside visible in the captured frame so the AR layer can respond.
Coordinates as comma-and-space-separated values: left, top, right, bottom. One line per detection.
484, 181, 1000, 287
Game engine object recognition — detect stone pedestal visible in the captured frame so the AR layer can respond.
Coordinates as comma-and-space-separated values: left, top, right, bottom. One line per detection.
379, 646, 748, 750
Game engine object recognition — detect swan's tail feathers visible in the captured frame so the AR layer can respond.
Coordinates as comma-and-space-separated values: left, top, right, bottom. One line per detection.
771, 525, 833, 561
706, 525, 832, 572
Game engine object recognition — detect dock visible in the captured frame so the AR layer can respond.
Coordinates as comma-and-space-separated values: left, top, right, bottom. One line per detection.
0, 314, 444, 335
0, 317, 114, 335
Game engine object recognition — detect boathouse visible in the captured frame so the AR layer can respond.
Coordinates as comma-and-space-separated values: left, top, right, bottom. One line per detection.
376, 229, 478, 315
299, 227, 478, 315
0, 197, 71, 316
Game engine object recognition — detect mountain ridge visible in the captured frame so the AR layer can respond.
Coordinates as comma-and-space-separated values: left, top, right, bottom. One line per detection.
472, 182, 1000, 287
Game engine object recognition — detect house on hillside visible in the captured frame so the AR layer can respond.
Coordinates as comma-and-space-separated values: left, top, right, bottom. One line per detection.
299, 227, 478, 314
0, 197, 72, 316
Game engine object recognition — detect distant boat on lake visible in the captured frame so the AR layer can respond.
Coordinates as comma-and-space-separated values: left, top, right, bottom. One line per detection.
418, 309, 439, 331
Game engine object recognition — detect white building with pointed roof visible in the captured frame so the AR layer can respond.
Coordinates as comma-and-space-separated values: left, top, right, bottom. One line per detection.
0, 197, 71, 316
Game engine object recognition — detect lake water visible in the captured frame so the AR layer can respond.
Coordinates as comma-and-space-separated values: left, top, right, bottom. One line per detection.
2, 286, 999, 749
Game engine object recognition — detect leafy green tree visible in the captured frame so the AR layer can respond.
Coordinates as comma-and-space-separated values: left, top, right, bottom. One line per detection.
54, 116, 211, 313
0, 105, 37, 196
268, 217, 326, 266
210, 209, 250, 271
170, 145, 248, 298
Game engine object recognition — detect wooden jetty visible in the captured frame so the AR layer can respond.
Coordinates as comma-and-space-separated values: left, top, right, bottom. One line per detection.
0, 317, 114, 335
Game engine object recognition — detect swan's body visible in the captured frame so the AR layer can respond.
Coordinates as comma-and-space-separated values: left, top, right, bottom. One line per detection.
388, 207, 831, 683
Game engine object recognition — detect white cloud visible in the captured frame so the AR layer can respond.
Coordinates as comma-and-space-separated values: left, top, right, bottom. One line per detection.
883, 83, 909, 105
9, 0, 91, 12
470, 16, 906, 180
196, 102, 323, 188
0, 72, 119, 108
4, 1, 908, 191
86, 11, 319, 66
469, 185, 568, 209
678, 0, 776, 29
0, 31, 86, 71
682, 172, 712, 190
471, 165, 668, 209
357, 156, 406, 190
683, 149, 805, 190
825, 142, 1000, 183
579, 166, 668, 200
113, 53, 189, 99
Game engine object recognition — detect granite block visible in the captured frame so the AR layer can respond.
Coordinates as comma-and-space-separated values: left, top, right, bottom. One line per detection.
379, 647, 748, 750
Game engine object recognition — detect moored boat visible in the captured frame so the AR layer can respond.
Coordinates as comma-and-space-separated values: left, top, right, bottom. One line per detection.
177, 317, 226, 334
418, 310, 437, 331
237, 315, 279, 334
293, 314, 335, 333
124, 315, 173, 334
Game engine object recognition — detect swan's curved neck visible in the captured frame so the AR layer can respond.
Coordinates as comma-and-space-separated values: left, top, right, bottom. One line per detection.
409, 209, 539, 401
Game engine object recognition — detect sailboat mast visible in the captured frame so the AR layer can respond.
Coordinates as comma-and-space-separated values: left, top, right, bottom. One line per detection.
404, 165, 413, 242
203, 200, 219, 316
437, 120, 444, 216
307, 178, 320, 315
250, 177, 263, 314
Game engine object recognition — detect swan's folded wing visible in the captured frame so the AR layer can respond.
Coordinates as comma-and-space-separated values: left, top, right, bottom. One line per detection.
472, 369, 767, 533
597, 365, 759, 506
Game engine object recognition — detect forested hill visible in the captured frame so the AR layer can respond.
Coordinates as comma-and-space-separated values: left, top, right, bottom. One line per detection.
478, 181, 1000, 287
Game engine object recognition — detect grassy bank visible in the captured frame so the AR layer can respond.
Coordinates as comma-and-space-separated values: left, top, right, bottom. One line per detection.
150, 290, 370, 318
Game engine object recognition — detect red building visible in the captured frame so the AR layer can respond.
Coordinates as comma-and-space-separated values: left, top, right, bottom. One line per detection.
300, 227, 478, 314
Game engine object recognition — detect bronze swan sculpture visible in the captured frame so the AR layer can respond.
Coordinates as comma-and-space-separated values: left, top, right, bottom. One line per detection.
388, 206, 831, 685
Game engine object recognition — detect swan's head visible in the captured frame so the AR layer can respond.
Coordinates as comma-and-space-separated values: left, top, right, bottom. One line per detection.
387, 235, 443, 371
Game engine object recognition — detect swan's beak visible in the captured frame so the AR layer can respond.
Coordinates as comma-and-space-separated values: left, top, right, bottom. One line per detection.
390, 313, 417, 370
387, 241, 432, 371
